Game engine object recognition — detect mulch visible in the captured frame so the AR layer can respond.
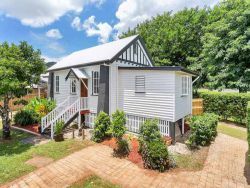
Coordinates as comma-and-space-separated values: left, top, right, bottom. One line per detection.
101, 136, 144, 168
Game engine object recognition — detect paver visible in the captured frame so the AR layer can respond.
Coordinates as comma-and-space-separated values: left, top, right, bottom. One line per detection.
1, 133, 249, 188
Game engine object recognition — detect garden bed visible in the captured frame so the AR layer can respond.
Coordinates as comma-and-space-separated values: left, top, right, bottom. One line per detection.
101, 134, 209, 172
102, 134, 173, 169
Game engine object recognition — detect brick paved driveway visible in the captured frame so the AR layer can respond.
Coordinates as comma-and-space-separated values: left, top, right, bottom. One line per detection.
2, 133, 250, 188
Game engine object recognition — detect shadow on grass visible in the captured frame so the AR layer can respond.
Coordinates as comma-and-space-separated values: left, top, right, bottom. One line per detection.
0, 129, 33, 156
244, 152, 250, 185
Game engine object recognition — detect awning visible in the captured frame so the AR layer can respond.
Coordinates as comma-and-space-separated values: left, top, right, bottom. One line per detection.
65, 68, 89, 81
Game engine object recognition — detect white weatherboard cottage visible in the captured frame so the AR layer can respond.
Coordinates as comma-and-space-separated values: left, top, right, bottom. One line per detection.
42, 35, 197, 142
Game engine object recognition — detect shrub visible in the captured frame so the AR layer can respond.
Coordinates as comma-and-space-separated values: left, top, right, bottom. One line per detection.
115, 138, 130, 157
109, 110, 126, 139
14, 110, 38, 126
140, 140, 169, 172
247, 102, 250, 161
186, 113, 218, 147
109, 110, 129, 156
25, 98, 56, 120
139, 119, 161, 142
92, 111, 111, 142
198, 90, 250, 124
139, 118, 169, 172
54, 121, 64, 135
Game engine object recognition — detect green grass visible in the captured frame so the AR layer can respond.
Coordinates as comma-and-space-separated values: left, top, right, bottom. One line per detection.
217, 123, 247, 140
174, 146, 209, 171
70, 175, 120, 188
0, 124, 94, 185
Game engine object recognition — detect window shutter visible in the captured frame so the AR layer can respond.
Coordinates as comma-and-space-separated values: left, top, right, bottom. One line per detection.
135, 76, 145, 93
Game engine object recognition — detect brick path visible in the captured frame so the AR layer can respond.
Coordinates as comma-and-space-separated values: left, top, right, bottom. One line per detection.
2, 133, 250, 188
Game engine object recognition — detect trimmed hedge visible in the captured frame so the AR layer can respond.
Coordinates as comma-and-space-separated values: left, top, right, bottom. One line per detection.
139, 119, 169, 172
186, 113, 218, 147
198, 91, 250, 124
92, 111, 111, 142
247, 102, 250, 161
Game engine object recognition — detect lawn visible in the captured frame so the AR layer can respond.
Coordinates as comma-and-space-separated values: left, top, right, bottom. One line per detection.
70, 175, 120, 188
173, 146, 209, 171
0, 123, 94, 185
217, 123, 247, 140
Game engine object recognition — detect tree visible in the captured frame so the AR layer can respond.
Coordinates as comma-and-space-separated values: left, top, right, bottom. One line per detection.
0, 41, 45, 139
198, 0, 250, 92
121, 8, 209, 68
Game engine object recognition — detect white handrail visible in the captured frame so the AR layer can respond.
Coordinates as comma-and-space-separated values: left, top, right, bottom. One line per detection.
50, 98, 80, 138
41, 97, 70, 132
41, 97, 89, 138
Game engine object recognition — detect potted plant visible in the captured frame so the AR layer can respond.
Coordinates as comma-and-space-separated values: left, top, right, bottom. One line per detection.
54, 121, 64, 142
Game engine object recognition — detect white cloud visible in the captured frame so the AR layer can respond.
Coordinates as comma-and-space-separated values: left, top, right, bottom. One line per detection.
114, 0, 220, 34
31, 32, 65, 54
46, 29, 63, 39
71, 16, 113, 43
71, 17, 82, 31
47, 42, 65, 53
42, 55, 62, 63
0, 0, 105, 27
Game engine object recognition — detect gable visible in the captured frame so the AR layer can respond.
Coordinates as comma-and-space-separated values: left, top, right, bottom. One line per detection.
115, 39, 153, 67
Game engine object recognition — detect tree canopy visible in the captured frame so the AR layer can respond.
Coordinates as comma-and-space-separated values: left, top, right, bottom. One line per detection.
198, 0, 250, 92
0, 41, 46, 138
121, 0, 250, 92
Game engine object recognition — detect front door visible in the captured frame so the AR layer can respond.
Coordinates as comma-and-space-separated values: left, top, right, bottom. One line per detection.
81, 79, 88, 97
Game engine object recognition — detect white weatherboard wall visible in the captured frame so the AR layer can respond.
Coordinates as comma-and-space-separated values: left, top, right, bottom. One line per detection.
81, 65, 100, 113
174, 73, 192, 121
54, 69, 80, 104
118, 69, 175, 122
53, 65, 100, 113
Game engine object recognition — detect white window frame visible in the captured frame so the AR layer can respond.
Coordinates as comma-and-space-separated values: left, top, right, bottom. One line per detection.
92, 71, 99, 95
55, 76, 59, 93
70, 79, 77, 94
135, 75, 145, 93
181, 76, 189, 96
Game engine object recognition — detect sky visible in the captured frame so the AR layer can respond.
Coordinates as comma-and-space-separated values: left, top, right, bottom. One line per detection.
0, 0, 220, 62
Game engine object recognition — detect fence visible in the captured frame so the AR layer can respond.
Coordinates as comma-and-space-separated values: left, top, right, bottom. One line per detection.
126, 114, 170, 136
85, 112, 170, 137
0, 88, 47, 111
192, 98, 203, 115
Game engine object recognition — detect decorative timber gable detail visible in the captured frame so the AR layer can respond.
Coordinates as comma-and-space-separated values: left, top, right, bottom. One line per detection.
112, 37, 153, 67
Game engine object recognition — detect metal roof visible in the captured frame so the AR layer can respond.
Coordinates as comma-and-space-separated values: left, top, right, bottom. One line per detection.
65, 68, 89, 80
48, 35, 139, 71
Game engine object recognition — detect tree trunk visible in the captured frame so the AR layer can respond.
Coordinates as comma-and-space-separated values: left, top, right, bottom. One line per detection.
2, 97, 11, 139
239, 87, 247, 93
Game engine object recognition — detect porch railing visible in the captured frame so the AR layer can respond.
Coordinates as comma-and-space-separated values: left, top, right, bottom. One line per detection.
41, 97, 89, 136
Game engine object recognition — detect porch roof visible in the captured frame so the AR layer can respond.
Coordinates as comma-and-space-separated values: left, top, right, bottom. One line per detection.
65, 68, 89, 81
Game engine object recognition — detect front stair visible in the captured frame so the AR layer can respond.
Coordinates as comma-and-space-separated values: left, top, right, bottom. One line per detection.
41, 97, 89, 138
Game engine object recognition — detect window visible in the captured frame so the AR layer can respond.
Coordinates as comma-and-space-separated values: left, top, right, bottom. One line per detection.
70, 79, 77, 94
55, 76, 59, 93
92, 71, 99, 95
135, 75, 145, 93
181, 76, 190, 96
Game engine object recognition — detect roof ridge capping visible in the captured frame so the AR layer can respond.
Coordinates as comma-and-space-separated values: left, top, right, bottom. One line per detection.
118, 66, 198, 76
